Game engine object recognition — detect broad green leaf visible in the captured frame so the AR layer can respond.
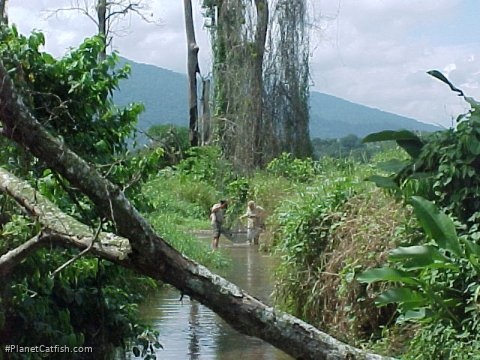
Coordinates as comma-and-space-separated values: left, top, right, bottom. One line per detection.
410, 196, 461, 256
365, 175, 399, 190
463, 239, 480, 273
466, 139, 480, 156
463, 239, 480, 258
408, 171, 431, 180
376, 287, 426, 306
362, 130, 424, 158
357, 267, 419, 285
397, 308, 427, 323
427, 70, 464, 97
389, 245, 451, 267
397, 139, 424, 158
377, 159, 408, 173
363, 129, 422, 143
401, 261, 458, 271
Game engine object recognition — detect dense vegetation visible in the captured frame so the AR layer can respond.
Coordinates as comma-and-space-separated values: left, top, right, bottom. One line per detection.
1, 21, 479, 360
0, 27, 224, 359
266, 74, 480, 359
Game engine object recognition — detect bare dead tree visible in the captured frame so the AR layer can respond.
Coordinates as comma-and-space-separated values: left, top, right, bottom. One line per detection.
203, 0, 312, 168
45, 0, 158, 56
0, 60, 394, 360
183, 0, 200, 147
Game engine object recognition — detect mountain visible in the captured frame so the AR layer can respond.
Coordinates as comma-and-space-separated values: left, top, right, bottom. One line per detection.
309, 92, 441, 138
114, 58, 189, 134
114, 58, 442, 140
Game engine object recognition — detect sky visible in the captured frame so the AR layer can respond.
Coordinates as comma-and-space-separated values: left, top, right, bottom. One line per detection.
7, 0, 480, 128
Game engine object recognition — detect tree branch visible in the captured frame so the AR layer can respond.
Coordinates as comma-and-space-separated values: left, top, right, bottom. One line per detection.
50, 220, 103, 277
0, 166, 131, 279
0, 231, 52, 278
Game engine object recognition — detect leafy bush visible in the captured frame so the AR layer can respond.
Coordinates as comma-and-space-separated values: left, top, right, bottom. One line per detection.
175, 146, 235, 188
0, 26, 141, 164
358, 196, 480, 358
360, 72, 480, 357
272, 171, 359, 317
143, 173, 218, 223
0, 26, 159, 358
146, 124, 190, 165
364, 71, 480, 226
1, 236, 158, 359
266, 152, 317, 182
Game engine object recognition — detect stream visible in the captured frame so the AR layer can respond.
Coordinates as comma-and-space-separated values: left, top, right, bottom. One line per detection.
136, 236, 293, 359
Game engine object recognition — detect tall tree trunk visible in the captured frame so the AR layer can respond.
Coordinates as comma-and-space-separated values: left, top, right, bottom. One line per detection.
183, 0, 200, 146
0, 0, 8, 24
0, 61, 392, 360
201, 78, 211, 145
252, 0, 269, 166
97, 0, 107, 61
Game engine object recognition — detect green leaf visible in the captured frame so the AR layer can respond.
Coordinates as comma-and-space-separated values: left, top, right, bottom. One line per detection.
427, 70, 464, 97
363, 130, 421, 143
397, 139, 424, 158
389, 245, 451, 267
365, 175, 399, 190
398, 308, 427, 322
376, 287, 426, 307
462, 239, 480, 273
357, 267, 419, 285
463, 239, 480, 258
363, 130, 424, 158
377, 159, 408, 173
466, 139, 480, 156
410, 196, 461, 256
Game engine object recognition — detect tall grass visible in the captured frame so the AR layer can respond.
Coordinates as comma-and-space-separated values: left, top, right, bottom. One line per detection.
142, 171, 227, 269
270, 153, 410, 349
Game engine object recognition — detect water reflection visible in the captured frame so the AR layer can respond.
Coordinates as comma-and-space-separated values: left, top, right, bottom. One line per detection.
138, 237, 293, 359
188, 301, 200, 359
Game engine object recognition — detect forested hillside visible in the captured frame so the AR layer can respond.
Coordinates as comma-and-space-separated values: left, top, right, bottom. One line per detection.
114, 58, 441, 140
309, 92, 441, 138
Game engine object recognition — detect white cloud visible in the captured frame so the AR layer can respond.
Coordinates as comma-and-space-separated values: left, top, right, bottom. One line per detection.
310, 0, 480, 126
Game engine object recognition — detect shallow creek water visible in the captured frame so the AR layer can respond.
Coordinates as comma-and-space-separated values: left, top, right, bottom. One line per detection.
136, 236, 293, 359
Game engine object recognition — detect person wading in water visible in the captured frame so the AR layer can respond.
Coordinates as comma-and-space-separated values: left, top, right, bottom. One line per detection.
210, 200, 228, 249
240, 200, 266, 245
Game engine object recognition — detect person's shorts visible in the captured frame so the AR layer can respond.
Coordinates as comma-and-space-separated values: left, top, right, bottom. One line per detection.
212, 221, 222, 238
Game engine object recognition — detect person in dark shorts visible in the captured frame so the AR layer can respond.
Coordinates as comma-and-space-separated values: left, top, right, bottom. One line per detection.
210, 200, 228, 249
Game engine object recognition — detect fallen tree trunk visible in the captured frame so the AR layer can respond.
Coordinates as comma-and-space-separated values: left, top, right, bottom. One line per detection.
0, 167, 131, 277
0, 61, 394, 360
